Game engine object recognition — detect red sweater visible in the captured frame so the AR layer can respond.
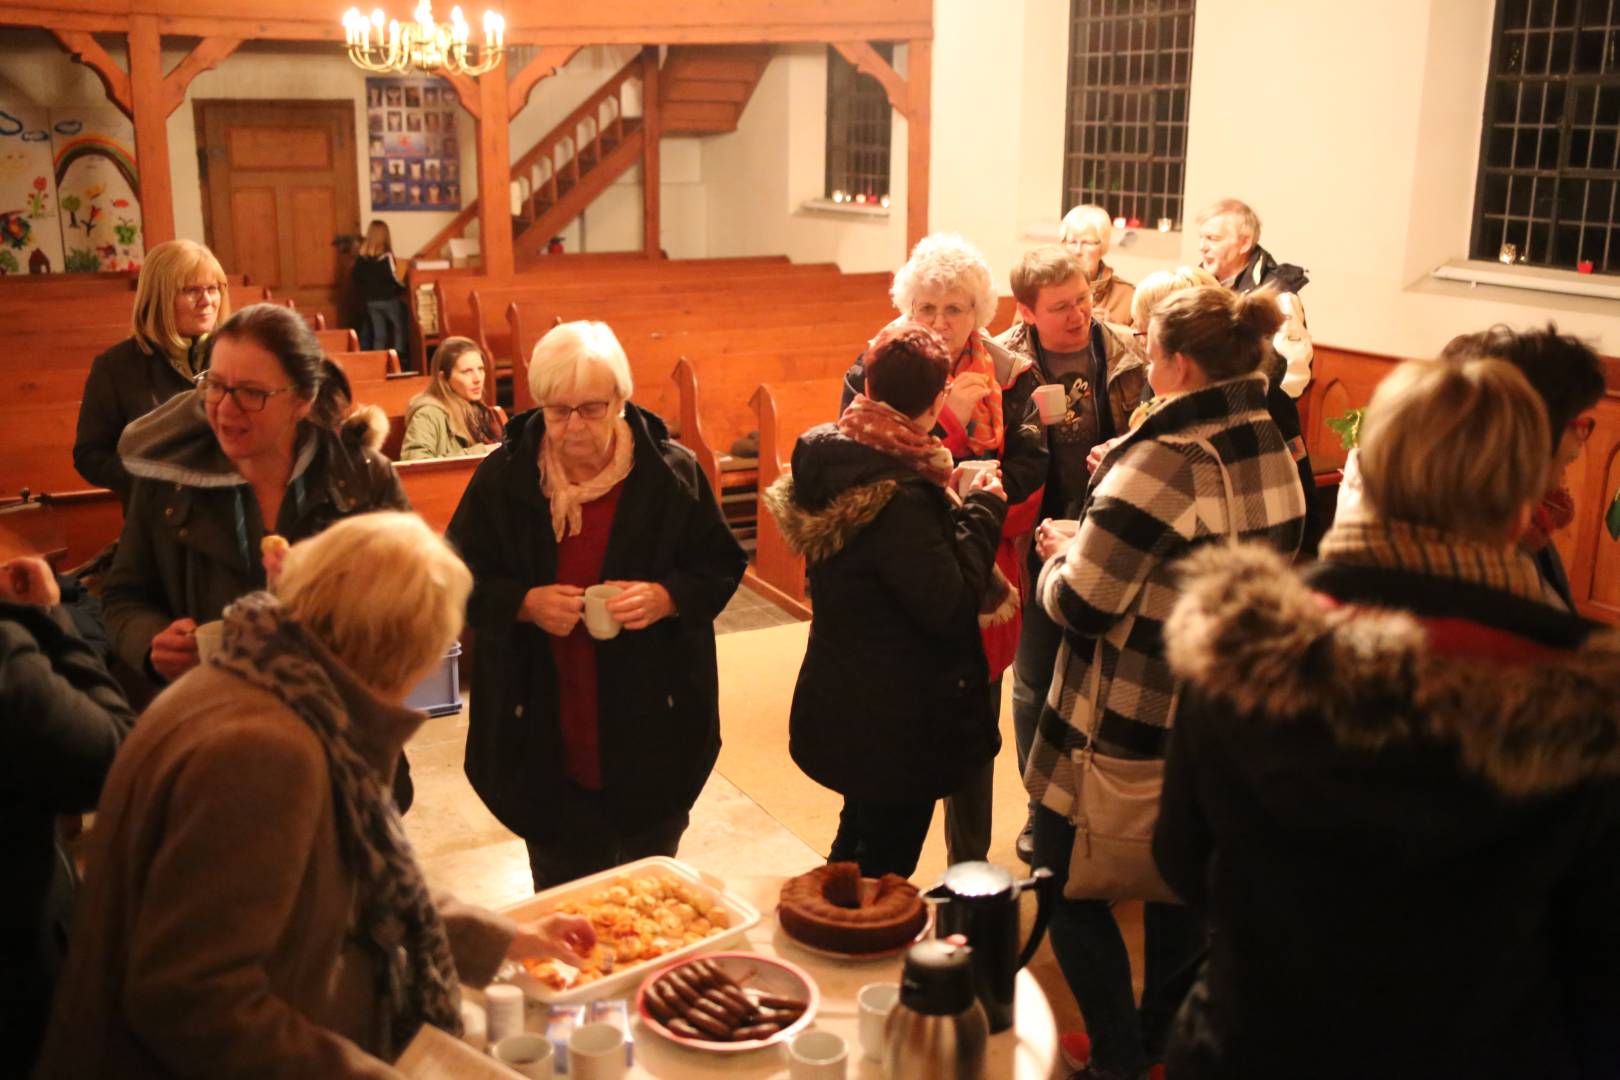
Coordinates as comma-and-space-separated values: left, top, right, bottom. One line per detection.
547, 482, 624, 789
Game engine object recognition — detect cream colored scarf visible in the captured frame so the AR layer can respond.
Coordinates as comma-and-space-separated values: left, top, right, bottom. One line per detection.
539, 416, 635, 542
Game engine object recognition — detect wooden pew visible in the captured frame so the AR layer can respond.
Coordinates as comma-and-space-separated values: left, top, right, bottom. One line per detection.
466, 265, 860, 372
393, 455, 482, 532
7, 402, 88, 499
329, 349, 402, 383
671, 345, 860, 496
316, 328, 360, 354
745, 376, 846, 617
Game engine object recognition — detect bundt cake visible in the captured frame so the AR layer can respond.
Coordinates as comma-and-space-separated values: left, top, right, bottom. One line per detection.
778, 861, 927, 953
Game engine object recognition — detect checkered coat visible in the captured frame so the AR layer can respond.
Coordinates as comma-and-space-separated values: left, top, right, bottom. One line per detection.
1023, 373, 1306, 820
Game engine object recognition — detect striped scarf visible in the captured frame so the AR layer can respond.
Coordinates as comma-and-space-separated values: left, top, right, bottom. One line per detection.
1319, 505, 1546, 602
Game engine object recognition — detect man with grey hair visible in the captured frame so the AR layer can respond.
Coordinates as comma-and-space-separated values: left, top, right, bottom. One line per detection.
1195, 198, 1315, 397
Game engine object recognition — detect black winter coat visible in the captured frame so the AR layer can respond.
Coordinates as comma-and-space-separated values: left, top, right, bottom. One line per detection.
447, 405, 746, 842
73, 335, 208, 503
1155, 544, 1620, 1080
0, 601, 133, 1070
764, 426, 1006, 803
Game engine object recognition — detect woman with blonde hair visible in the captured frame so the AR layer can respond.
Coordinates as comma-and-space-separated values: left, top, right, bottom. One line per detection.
400, 336, 507, 460
1061, 204, 1135, 325
1028, 286, 1307, 1080
38, 513, 596, 1078
448, 321, 745, 890
351, 219, 410, 354
1155, 357, 1620, 1078
73, 239, 231, 502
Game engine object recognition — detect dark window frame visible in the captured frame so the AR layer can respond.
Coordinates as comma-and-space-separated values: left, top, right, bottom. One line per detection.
1469, 0, 1620, 275
824, 44, 894, 203
1062, 0, 1196, 230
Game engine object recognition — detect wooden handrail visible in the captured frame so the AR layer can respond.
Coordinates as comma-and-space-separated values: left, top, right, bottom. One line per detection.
415, 56, 644, 262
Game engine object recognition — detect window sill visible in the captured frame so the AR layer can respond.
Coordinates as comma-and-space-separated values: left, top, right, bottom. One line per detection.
1428, 259, 1620, 301
798, 197, 891, 221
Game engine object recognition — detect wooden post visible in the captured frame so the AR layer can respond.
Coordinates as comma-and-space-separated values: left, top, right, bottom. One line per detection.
640, 45, 661, 259
475, 62, 514, 277
128, 15, 176, 246
905, 38, 931, 252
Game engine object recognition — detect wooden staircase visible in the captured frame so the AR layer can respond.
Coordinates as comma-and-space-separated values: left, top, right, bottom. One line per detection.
417, 46, 773, 267
660, 45, 773, 134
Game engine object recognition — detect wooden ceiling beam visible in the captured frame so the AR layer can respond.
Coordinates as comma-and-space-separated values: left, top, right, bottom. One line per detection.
160, 37, 242, 116
507, 44, 581, 119
832, 41, 908, 117
51, 29, 133, 118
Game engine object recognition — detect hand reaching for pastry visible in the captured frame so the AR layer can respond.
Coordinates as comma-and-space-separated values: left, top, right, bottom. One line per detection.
507, 913, 597, 967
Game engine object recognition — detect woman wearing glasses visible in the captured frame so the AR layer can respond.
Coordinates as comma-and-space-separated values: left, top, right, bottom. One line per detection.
101, 303, 406, 690
73, 240, 232, 504
447, 321, 746, 890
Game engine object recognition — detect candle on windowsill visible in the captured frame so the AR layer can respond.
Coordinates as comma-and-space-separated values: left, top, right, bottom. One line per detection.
1498, 243, 1518, 265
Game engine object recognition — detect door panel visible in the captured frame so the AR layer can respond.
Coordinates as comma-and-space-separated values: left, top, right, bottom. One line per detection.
197, 100, 359, 328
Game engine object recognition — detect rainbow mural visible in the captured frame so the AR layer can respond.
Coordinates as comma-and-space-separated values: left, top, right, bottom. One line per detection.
54, 133, 140, 194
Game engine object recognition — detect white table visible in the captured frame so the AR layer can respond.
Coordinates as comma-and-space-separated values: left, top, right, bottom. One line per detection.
506, 874, 1058, 1079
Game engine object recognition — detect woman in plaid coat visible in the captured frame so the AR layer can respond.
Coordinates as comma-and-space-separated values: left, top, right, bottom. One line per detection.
1024, 286, 1307, 1080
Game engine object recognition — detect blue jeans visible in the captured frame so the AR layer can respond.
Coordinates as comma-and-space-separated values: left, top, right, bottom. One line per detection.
1012, 589, 1064, 807
1032, 805, 1204, 1077
362, 298, 410, 356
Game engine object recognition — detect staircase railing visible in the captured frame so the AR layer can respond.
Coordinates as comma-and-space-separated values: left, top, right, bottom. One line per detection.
415, 55, 644, 261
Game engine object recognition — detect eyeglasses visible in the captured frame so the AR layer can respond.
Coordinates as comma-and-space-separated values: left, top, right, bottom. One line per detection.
541, 400, 612, 423
1568, 415, 1596, 443
179, 284, 223, 304
913, 302, 973, 322
195, 372, 293, 413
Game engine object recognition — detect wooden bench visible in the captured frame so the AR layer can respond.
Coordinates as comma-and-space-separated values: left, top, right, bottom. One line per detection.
7, 401, 87, 499
0, 283, 269, 326
745, 376, 846, 616
466, 265, 859, 372
329, 348, 402, 383
316, 328, 360, 354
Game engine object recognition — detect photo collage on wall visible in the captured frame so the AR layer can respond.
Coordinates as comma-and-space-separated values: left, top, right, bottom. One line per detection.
366, 76, 461, 211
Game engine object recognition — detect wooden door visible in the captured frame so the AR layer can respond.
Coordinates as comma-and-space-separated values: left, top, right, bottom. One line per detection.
196, 101, 360, 328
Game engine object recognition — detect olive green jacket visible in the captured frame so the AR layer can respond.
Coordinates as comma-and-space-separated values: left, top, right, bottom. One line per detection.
398, 395, 486, 461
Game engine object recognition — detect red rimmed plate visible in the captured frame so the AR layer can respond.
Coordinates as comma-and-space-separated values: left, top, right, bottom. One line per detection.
634, 952, 819, 1053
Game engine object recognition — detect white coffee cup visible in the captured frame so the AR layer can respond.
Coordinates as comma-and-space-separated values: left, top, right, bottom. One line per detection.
583, 584, 624, 641
1032, 383, 1067, 424
492, 1033, 554, 1079
459, 999, 488, 1052
857, 982, 899, 1062
483, 982, 525, 1046
788, 1030, 848, 1079
193, 620, 225, 663
955, 459, 999, 496
567, 1022, 626, 1080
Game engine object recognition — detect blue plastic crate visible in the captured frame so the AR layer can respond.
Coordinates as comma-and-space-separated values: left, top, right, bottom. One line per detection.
404, 642, 463, 717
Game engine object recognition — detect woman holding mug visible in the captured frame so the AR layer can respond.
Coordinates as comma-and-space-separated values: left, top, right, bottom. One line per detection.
448, 321, 746, 890
400, 336, 507, 460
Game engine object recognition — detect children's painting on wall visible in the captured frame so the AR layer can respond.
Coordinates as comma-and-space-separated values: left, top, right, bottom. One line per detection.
366, 75, 460, 211
0, 100, 143, 274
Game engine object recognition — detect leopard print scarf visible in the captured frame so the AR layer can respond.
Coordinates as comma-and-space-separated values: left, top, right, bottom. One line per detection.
210, 592, 462, 1058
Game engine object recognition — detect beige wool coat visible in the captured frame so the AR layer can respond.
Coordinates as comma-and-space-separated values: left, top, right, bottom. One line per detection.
35, 662, 515, 1080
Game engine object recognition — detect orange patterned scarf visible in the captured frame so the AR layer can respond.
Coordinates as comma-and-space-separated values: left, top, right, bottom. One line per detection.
955, 332, 1005, 456
838, 394, 955, 486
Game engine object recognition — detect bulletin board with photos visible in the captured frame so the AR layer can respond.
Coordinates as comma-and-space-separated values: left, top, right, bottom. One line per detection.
365, 76, 461, 211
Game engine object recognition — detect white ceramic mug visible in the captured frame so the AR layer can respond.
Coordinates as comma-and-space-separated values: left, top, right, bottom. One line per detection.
492, 1033, 554, 1079
583, 584, 624, 641
955, 459, 998, 496
1032, 383, 1067, 424
788, 1030, 848, 1079
857, 982, 899, 1062
567, 1022, 626, 1080
483, 982, 525, 1046
459, 999, 487, 1052
192, 620, 224, 663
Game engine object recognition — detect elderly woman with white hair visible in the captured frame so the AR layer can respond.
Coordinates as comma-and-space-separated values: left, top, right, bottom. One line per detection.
37, 513, 596, 1077
1060, 204, 1135, 326
839, 232, 1047, 867
448, 321, 746, 890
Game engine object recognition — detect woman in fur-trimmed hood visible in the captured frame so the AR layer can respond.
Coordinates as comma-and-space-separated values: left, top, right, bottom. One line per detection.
1153, 356, 1620, 1080
765, 321, 1008, 880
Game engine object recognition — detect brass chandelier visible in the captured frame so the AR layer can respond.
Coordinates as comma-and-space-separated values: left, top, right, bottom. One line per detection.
342, 1, 506, 76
